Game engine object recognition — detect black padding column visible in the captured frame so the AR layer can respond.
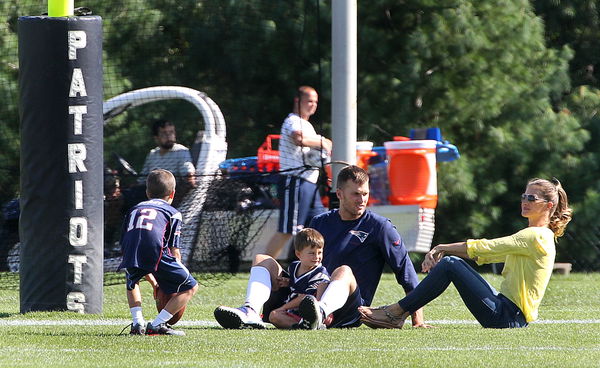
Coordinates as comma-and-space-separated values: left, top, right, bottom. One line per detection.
19, 15, 103, 313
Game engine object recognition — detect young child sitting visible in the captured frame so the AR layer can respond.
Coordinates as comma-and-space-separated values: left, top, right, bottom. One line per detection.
268, 228, 330, 329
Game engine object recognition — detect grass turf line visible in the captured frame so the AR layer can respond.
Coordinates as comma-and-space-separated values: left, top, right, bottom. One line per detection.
0, 272, 599, 368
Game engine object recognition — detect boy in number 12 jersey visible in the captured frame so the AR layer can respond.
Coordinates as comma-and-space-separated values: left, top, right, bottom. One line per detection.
119, 169, 198, 336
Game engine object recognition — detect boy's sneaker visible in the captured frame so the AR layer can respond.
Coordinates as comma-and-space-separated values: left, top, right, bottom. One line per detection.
130, 323, 146, 335
292, 319, 312, 330
145, 322, 185, 336
298, 295, 326, 330
213, 305, 266, 329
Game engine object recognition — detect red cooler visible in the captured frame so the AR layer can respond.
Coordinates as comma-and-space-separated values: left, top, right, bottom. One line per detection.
384, 140, 437, 208
257, 134, 280, 172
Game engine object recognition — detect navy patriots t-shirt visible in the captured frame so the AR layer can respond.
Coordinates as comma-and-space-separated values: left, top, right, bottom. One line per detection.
309, 209, 419, 306
118, 199, 182, 271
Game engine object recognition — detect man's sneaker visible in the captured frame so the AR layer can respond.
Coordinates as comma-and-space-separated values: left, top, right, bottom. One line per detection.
298, 295, 326, 330
145, 322, 185, 336
213, 305, 266, 329
130, 323, 146, 335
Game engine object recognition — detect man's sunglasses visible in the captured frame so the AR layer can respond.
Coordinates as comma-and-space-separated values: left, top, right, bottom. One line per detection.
521, 194, 547, 202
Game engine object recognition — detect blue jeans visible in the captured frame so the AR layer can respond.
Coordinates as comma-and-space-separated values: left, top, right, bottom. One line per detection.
399, 256, 528, 328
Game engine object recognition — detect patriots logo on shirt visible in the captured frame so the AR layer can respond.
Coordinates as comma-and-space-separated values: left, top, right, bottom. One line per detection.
349, 230, 369, 243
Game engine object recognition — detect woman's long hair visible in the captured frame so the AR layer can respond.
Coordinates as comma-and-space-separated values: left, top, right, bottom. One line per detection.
527, 178, 572, 238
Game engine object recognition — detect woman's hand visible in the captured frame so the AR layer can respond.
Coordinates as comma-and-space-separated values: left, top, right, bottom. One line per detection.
421, 242, 469, 273
422, 245, 445, 273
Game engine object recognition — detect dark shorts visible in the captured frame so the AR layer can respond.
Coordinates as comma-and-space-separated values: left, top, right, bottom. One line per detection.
261, 285, 291, 323
329, 287, 364, 328
261, 268, 292, 322
126, 254, 197, 294
277, 175, 325, 234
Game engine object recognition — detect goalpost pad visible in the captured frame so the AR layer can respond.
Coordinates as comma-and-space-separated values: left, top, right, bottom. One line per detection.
18, 15, 103, 313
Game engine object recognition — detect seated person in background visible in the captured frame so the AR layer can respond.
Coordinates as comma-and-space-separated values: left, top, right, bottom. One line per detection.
103, 167, 124, 256
267, 228, 330, 329
138, 120, 196, 205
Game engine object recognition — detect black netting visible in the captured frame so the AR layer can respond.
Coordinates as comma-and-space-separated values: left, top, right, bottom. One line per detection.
3, 1, 597, 294
2, 171, 278, 289
0, 0, 333, 290
185, 174, 278, 286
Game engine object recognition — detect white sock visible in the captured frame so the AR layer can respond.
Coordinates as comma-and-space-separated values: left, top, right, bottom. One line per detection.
130, 306, 144, 325
151, 309, 173, 327
319, 280, 350, 317
244, 266, 272, 313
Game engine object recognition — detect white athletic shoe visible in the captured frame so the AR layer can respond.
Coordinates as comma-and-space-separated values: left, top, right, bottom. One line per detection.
213, 305, 266, 329
298, 295, 326, 330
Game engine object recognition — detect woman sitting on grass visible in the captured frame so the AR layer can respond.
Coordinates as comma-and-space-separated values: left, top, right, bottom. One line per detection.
359, 178, 572, 329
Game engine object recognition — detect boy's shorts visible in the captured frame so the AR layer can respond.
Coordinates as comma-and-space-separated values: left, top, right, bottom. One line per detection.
261, 270, 292, 323
126, 254, 197, 294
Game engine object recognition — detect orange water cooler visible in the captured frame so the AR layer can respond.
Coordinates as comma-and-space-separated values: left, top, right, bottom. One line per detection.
384, 140, 437, 208
356, 141, 376, 169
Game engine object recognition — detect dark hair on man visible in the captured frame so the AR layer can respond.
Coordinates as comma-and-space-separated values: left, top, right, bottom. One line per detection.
151, 119, 175, 136
293, 228, 325, 252
146, 169, 176, 199
336, 165, 369, 189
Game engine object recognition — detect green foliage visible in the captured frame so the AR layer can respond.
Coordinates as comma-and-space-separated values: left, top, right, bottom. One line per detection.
0, 2, 20, 202
100, 0, 331, 160
556, 86, 600, 268
533, 0, 600, 89
1, 0, 600, 267
357, 0, 586, 244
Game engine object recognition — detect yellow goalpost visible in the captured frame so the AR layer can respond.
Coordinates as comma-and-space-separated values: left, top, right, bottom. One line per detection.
48, 0, 74, 17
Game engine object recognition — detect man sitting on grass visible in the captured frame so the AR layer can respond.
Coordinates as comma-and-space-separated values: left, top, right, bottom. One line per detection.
214, 165, 427, 329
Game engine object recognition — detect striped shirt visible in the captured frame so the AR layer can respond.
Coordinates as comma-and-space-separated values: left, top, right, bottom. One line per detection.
279, 113, 320, 183
138, 143, 195, 183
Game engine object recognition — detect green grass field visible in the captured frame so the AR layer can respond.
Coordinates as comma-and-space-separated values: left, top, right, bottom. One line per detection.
0, 272, 599, 367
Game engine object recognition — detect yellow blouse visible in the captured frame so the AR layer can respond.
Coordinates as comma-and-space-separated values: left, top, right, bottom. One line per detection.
466, 227, 555, 322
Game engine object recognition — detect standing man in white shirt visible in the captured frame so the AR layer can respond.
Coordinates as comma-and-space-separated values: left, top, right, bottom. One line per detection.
265, 86, 333, 258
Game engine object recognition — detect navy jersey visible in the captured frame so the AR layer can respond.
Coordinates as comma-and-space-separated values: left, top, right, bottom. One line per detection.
309, 209, 419, 306
118, 199, 182, 271
285, 261, 330, 304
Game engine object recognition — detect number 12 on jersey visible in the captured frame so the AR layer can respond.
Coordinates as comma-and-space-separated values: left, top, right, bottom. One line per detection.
127, 208, 158, 232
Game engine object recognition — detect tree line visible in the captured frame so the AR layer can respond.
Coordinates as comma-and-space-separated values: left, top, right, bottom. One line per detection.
1, 0, 600, 269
